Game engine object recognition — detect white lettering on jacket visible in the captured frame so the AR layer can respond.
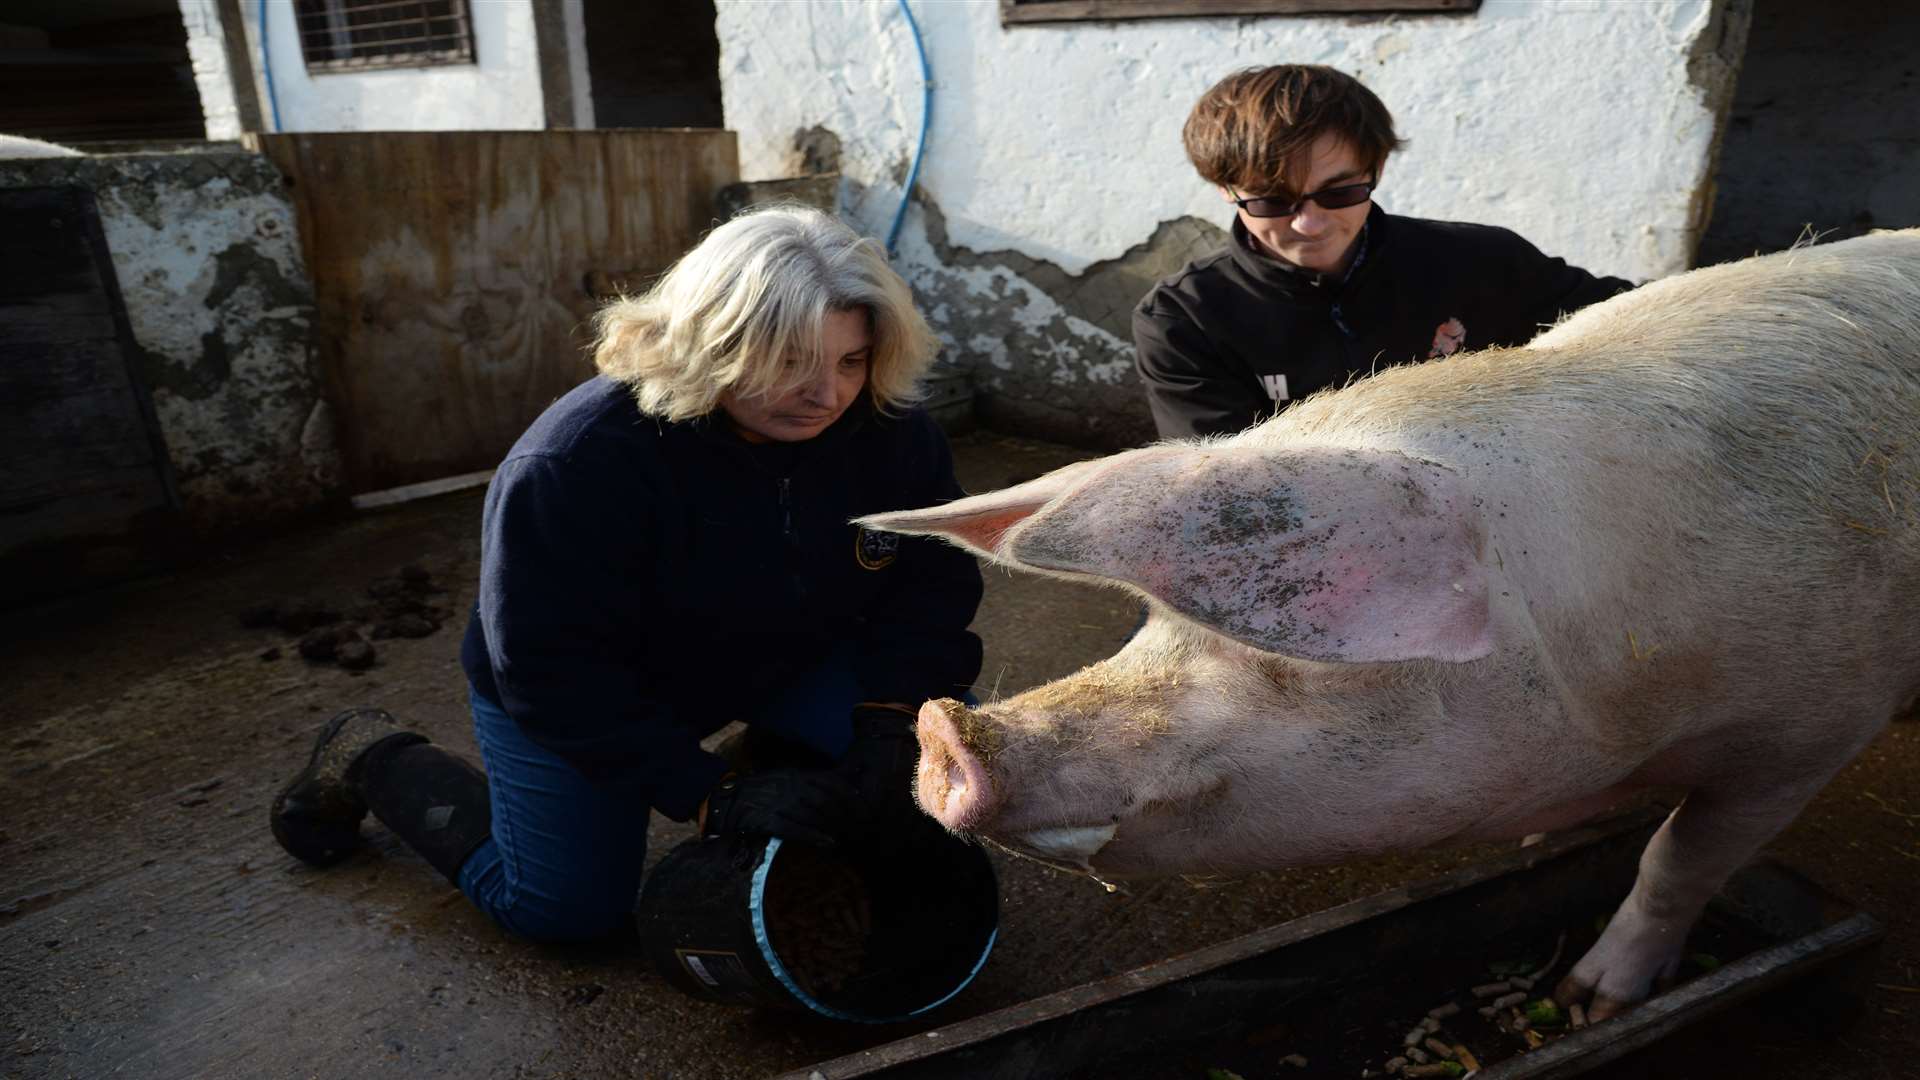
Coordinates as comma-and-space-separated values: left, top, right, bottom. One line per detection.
1261, 374, 1290, 402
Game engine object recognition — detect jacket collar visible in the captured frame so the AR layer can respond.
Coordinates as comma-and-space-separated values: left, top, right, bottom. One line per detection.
688, 392, 875, 461
1226, 203, 1389, 299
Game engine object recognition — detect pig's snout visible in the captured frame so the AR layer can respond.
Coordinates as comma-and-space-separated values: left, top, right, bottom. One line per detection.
915, 698, 996, 832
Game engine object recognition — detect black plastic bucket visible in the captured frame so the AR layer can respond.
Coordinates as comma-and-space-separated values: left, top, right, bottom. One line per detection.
636, 817, 998, 1022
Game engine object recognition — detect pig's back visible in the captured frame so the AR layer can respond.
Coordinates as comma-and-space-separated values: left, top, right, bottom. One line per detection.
1274, 228, 1920, 440
1258, 228, 1920, 735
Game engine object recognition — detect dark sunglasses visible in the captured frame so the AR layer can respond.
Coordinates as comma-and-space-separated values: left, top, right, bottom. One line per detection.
1228, 181, 1374, 219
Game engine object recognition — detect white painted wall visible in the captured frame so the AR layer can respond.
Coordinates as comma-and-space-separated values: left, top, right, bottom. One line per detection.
244, 0, 544, 132
720, 0, 1724, 278
180, 0, 244, 140
715, 0, 1737, 446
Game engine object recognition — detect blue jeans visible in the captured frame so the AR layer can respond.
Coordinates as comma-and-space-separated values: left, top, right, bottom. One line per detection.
454, 653, 870, 942
449, 653, 864, 937
457, 690, 650, 941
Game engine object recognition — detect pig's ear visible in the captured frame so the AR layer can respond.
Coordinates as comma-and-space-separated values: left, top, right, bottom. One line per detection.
1004, 445, 1494, 664
854, 455, 1117, 561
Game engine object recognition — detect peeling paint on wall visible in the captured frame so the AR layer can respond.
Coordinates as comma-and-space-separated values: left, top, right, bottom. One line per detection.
0, 149, 338, 533
905, 193, 1224, 448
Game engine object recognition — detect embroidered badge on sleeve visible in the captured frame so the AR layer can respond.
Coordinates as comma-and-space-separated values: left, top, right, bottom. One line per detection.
855, 527, 900, 570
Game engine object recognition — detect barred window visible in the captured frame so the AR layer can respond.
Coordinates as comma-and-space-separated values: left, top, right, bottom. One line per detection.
295, 0, 476, 72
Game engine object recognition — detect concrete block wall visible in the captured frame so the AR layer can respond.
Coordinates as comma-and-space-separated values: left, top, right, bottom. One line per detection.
0, 149, 339, 539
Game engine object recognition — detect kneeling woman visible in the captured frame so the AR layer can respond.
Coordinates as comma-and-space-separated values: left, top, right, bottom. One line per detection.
270, 207, 983, 941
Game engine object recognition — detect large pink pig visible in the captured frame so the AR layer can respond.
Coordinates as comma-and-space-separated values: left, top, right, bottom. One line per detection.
861, 230, 1920, 1020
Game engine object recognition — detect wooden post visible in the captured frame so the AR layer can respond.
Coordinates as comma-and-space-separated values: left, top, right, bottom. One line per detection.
213, 0, 266, 133
529, 0, 577, 131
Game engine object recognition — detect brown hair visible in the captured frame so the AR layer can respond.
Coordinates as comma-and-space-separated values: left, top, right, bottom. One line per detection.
1182, 65, 1404, 197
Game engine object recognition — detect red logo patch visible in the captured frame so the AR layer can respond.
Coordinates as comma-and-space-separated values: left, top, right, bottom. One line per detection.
1428, 317, 1466, 358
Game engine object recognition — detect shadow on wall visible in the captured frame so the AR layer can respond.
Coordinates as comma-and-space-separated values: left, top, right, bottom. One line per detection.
1698, 3, 1920, 265
582, 0, 722, 127
0, 4, 208, 146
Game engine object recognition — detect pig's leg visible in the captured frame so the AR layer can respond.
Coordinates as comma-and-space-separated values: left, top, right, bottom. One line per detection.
1555, 775, 1828, 1020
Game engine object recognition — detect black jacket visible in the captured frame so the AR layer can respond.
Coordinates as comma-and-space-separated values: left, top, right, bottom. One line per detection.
1132, 205, 1635, 438
459, 377, 984, 821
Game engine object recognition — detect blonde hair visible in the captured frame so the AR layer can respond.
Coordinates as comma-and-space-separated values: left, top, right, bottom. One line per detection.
593, 205, 938, 421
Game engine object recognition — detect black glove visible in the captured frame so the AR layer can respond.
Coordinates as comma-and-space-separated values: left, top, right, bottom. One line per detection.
700, 766, 861, 849
837, 703, 923, 836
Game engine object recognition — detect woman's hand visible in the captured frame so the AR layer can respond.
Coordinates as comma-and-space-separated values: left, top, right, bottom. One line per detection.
700, 766, 862, 849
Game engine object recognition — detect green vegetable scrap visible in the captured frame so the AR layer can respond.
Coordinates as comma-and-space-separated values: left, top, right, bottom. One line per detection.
1205, 1069, 1248, 1080
1524, 998, 1566, 1027
1690, 952, 1721, 971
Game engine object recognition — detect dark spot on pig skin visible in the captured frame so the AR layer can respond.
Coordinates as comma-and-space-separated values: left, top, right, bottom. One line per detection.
1397, 475, 1431, 514
1183, 486, 1304, 550
1315, 726, 1387, 770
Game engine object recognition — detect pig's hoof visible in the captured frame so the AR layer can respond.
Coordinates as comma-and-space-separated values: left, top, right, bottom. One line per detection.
1556, 908, 1686, 1020
1553, 974, 1636, 1022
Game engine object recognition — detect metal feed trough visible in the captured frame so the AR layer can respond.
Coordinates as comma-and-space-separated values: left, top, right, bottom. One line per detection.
776, 806, 1883, 1080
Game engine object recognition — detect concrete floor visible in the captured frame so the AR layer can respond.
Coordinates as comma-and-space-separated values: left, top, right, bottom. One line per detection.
3, 432, 1917, 1080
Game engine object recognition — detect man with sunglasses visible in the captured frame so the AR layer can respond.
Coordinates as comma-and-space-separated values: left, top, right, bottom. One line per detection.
1134, 65, 1633, 439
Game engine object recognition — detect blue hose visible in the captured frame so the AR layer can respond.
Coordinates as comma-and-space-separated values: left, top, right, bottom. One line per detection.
259, 0, 283, 132
885, 0, 931, 258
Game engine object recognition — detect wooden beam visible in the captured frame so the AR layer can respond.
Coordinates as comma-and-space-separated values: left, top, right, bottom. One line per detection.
1000, 0, 1477, 24
528, 0, 576, 130
213, 0, 265, 133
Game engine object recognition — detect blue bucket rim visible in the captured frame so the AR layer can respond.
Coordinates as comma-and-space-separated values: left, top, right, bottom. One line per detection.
747, 836, 998, 1023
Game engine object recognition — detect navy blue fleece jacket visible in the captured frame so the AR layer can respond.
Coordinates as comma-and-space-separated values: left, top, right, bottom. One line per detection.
459, 377, 983, 821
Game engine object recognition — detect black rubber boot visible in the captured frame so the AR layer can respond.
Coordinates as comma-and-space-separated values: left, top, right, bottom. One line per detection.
270, 707, 427, 866
355, 740, 493, 883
